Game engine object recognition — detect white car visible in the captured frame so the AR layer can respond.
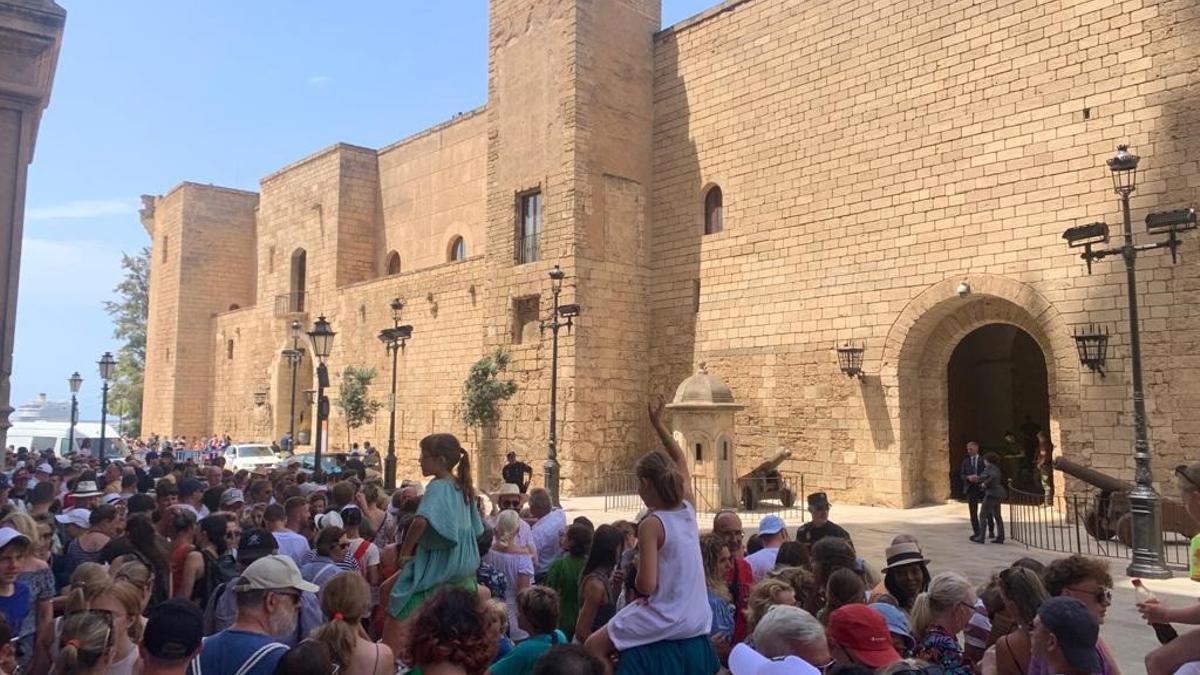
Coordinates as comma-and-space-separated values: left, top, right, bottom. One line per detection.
223, 444, 278, 472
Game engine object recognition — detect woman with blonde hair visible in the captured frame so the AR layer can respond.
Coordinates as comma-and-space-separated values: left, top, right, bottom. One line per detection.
699, 533, 734, 659
1, 511, 53, 673
745, 577, 797, 636
912, 571, 978, 675
989, 567, 1049, 675
112, 560, 154, 615
51, 611, 116, 675
310, 572, 393, 675
483, 509, 534, 640
88, 580, 142, 674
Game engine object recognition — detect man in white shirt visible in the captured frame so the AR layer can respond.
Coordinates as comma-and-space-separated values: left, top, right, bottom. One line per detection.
263, 502, 309, 567
527, 487, 566, 581
746, 515, 788, 581
340, 505, 380, 587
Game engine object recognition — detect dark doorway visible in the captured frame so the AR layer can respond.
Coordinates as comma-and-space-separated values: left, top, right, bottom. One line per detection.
947, 324, 1050, 497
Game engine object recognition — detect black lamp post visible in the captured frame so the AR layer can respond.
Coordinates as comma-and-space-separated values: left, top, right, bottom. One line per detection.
282, 319, 304, 451
378, 298, 413, 491
542, 265, 580, 507
835, 343, 865, 379
1062, 145, 1197, 579
67, 372, 82, 455
97, 352, 116, 464
307, 316, 335, 478
1072, 326, 1110, 375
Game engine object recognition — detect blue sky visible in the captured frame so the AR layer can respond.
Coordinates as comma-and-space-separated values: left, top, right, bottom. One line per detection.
18, 1, 717, 421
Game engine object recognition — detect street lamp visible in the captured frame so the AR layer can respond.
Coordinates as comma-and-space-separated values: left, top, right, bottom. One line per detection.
542, 264, 580, 507
835, 343, 865, 379
1062, 145, 1197, 579
307, 316, 335, 478
281, 319, 305, 452
97, 352, 116, 464
378, 298, 413, 490
67, 372, 82, 455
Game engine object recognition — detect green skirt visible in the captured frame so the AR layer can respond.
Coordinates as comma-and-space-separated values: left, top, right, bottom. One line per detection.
616, 635, 719, 675
391, 575, 478, 621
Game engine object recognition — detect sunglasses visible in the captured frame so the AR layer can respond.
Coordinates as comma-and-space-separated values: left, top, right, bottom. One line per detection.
1176, 465, 1200, 491
1066, 585, 1112, 605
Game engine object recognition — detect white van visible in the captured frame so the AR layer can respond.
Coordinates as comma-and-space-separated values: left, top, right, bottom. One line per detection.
7, 420, 128, 458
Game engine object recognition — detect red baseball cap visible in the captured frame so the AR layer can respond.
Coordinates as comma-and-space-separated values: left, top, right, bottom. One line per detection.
826, 605, 902, 668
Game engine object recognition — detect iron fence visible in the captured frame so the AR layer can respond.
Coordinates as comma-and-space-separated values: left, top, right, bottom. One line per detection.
597, 472, 807, 521
274, 291, 306, 317
1007, 484, 1189, 568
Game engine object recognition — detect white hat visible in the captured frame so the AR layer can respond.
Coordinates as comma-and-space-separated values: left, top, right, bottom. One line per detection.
35, 463, 53, 475
313, 511, 343, 530
234, 554, 318, 593
0, 527, 30, 550
102, 493, 124, 506
55, 508, 91, 529
71, 481, 102, 498
729, 643, 820, 675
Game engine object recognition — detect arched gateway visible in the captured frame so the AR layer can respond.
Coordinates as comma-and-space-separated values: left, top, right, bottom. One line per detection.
881, 275, 1081, 506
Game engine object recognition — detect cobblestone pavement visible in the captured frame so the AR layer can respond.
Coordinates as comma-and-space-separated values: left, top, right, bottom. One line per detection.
562, 496, 1194, 674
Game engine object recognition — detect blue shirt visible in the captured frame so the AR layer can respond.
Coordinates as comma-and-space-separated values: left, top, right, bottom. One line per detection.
0, 581, 31, 644
707, 589, 734, 640
490, 630, 567, 675
189, 628, 288, 675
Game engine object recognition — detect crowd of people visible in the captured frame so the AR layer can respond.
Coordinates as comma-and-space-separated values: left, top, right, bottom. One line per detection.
0, 402, 1194, 675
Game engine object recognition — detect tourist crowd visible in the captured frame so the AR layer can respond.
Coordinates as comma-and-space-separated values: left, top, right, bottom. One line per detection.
0, 404, 1195, 675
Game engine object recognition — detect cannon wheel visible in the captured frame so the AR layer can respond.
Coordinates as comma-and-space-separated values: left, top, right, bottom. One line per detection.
780, 488, 796, 508
1115, 513, 1134, 547
1083, 508, 1116, 541
742, 485, 759, 511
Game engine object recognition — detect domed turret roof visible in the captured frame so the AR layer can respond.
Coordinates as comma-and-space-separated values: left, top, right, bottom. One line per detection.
670, 363, 738, 407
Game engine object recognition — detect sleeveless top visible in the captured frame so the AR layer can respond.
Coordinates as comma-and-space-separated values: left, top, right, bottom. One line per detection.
580, 569, 618, 632
606, 500, 713, 650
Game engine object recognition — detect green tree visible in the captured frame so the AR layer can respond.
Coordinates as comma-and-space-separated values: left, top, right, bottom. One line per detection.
335, 365, 383, 446
460, 348, 518, 429
102, 247, 149, 437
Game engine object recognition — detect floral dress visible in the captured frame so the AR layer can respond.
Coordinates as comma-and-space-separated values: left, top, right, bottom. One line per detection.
916, 625, 975, 675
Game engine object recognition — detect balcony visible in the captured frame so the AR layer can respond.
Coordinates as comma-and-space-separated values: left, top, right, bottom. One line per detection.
516, 233, 540, 265
274, 290, 306, 318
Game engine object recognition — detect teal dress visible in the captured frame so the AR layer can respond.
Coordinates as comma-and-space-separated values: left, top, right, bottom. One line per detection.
387, 478, 484, 619
489, 630, 567, 675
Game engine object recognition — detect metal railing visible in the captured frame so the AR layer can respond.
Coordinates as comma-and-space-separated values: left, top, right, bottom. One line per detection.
597, 472, 807, 521
274, 291, 306, 316
1007, 485, 1189, 568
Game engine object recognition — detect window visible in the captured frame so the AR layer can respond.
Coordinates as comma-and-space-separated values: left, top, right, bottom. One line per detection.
704, 185, 723, 235
448, 236, 466, 262
722, 440, 730, 461
513, 295, 541, 344
162, 235, 169, 263
516, 190, 542, 264
226, 339, 234, 360
385, 251, 401, 275
289, 249, 307, 312
695, 443, 704, 461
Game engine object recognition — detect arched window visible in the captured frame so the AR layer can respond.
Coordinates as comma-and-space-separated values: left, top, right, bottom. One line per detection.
226, 339, 234, 360
448, 236, 466, 262
704, 185, 723, 235
289, 249, 307, 312
385, 251, 401, 275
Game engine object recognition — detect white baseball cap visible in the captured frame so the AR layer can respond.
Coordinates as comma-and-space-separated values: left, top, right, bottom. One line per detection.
0, 527, 30, 550
54, 508, 91, 529
234, 554, 318, 594
729, 643, 820, 675
35, 463, 53, 475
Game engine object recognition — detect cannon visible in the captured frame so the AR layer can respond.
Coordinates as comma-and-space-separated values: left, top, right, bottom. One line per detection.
737, 449, 795, 510
1054, 457, 1199, 545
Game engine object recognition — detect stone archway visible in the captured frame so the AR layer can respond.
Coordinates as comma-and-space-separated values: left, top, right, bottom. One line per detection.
880, 275, 1081, 506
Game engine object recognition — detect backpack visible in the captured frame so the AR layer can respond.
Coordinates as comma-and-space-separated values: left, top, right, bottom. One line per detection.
200, 550, 239, 607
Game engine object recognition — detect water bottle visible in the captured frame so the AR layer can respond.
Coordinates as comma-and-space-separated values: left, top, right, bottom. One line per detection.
1133, 578, 1179, 644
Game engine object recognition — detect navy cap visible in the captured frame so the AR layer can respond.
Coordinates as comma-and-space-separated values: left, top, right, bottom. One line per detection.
1038, 596, 1101, 673
143, 599, 203, 660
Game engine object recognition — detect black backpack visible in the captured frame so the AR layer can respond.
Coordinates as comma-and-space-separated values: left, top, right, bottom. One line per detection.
200, 550, 239, 605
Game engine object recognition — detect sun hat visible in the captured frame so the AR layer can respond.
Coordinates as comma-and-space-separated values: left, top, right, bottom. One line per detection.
54, 508, 91, 529
235, 554, 319, 593
728, 643, 819, 675
869, 602, 915, 654
881, 542, 931, 571
758, 514, 786, 536
1038, 597, 1101, 673
71, 480, 102, 498
493, 483, 527, 505
826, 605, 902, 668
102, 493, 124, 506
143, 599, 203, 660
0, 527, 30, 550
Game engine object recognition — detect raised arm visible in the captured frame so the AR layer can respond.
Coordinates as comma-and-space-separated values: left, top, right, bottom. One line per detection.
649, 394, 693, 505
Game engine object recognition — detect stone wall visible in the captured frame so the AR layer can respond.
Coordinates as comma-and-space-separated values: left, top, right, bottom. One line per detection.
650, 0, 1200, 505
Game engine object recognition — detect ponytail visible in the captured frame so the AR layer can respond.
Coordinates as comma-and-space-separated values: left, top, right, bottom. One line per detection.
419, 434, 474, 504
910, 571, 973, 640
53, 612, 114, 675
313, 573, 370, 670
457, 448, 474, 504
910, 591, 933, 639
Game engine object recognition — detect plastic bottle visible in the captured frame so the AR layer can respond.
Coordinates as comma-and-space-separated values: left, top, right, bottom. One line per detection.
1133, 578, 1179, 644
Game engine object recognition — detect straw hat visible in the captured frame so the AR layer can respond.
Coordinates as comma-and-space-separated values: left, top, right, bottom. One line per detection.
881, 542, 930, 571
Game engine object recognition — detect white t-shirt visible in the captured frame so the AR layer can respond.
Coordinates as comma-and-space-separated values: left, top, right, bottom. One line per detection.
745, 545, 780, 581
345, 537, 380, 570
272, 529, 311, 567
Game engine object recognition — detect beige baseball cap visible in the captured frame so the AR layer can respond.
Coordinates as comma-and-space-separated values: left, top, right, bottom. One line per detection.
234, 554, 318, 594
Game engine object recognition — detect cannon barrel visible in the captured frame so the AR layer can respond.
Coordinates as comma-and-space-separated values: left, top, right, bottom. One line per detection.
1053, 457, 1134, 493
744, 449, 793, 477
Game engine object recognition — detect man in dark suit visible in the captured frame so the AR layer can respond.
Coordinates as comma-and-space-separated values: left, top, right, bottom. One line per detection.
961, 441, 987, 540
